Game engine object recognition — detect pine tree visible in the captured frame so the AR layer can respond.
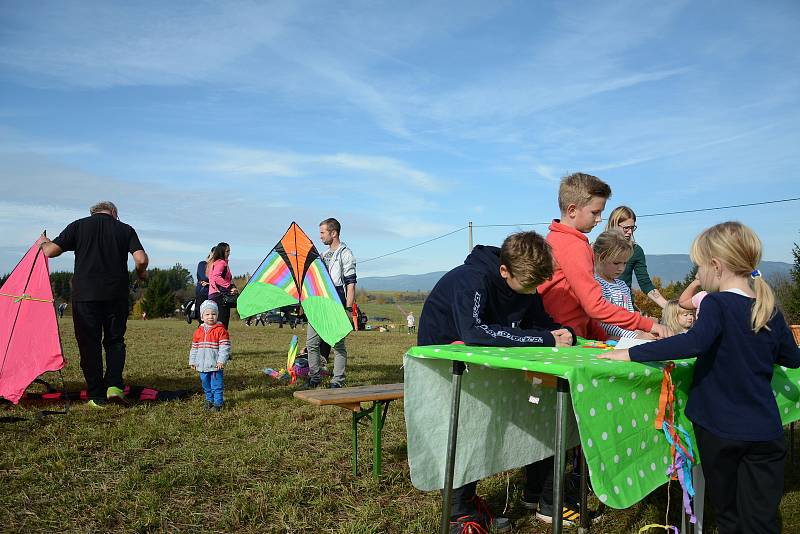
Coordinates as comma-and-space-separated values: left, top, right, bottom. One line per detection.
787, 241, 800, 324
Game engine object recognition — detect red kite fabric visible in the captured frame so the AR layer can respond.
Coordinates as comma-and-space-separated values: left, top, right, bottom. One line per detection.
0, 239, 65, 404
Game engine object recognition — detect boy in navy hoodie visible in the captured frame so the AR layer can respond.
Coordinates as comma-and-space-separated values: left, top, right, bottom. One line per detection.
419, 231, 576, 533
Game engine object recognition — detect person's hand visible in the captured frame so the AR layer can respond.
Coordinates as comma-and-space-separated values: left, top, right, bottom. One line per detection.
230, 287, 239, 294
216, 362, 225, 370
650, 323, 673, 339
635, 330, 656, 340
551, 328, 573, 347
190, 364, 196, 370
597, 349, 631, 361
200, 281, 209, 287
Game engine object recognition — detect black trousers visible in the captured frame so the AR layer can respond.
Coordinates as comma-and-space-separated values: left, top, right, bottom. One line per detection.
447, 457, 555, 518
72, 299, 129, 400
694, 424, 786, 534
210, 294, 231, 330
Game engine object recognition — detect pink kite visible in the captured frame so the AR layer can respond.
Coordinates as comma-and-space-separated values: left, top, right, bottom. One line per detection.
0, 238, 65, 404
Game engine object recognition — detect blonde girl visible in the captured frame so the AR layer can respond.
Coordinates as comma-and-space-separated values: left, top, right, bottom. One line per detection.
600, 222, 800, 534
606, 206, 668, 308
660, 299, 694, 334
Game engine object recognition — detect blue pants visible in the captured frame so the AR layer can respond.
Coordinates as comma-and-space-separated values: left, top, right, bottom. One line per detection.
199, 370, 224, 406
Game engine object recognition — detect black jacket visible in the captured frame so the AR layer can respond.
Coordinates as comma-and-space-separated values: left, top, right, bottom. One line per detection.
418, 245, 572, 347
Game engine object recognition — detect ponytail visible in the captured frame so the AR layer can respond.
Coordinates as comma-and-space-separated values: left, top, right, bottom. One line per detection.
751, 275, 776, 332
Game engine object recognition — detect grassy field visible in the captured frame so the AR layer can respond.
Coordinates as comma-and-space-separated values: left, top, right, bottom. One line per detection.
3, 318, 800, 533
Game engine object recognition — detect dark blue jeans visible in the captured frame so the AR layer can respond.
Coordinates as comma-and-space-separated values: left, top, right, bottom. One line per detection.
199, 370, 224, 406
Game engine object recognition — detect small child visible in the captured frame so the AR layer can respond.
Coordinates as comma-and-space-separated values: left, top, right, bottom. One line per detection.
592, 229, 654, 339
661, 299, 695, 334
600, 222, 800, 533
679, 277, 708, 316
189, 300, 231, 411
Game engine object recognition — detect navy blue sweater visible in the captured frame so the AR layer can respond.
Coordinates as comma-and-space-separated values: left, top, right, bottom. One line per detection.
630, 291, 800, 441
418, 245, 572, 347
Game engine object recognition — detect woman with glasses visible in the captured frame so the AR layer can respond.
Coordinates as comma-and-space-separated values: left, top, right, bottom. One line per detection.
605, 206, 668, 308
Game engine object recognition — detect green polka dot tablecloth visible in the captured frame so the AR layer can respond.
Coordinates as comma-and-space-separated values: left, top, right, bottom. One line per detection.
404, 342, 800, 509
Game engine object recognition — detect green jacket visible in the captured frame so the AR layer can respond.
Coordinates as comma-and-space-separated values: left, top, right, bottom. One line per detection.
619, 243, 656, 294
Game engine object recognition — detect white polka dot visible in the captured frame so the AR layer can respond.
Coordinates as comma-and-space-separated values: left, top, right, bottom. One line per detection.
641, 441, 647, 450
587, 438, 593, 448
592, 379, 599, 388
631, 392, 637, 400
650, 463, 657, 471
433, 348, 440, 352
577, 383, 584, 392
645, 369, 651, 376
631, 419, 637, 428
600, 463, 606, 472
466, 352, 473, 356
653, 435, 659, 443
552, 347, 559, 352
618, 397, 625, 405
613, 486, 620, 494
663, 456, 669, 465
785, 385, 791, 392
628, 372, 635, 380
627, 477, 633, 486
590, 408, 596, 417
796, 402, 800, 409
645, 388, 652, 395
643, 414, 649, 422
639, 470, 645, 478
614, 454, 620, 464
602, 432, 608, 441
785, 407, 790, 414
606, 402, 613, 411
617, 425, 623, 434
608, 376, 616, 383
599, 494, 608, 503
543, 361, 552, 365
626, 448, 632, 457
502, 357, 509, 361
522, 367, 528, 371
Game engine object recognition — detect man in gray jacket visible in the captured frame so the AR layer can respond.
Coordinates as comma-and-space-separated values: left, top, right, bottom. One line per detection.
305, 217, 356, 389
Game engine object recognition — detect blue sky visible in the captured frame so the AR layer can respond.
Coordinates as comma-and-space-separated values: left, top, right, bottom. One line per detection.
1, 0, 799, 279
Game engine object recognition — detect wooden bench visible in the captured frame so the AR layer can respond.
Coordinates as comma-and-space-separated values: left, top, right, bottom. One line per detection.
294, 383, 404, 477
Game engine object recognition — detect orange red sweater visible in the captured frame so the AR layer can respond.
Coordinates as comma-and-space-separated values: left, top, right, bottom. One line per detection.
538, 220, 653, 340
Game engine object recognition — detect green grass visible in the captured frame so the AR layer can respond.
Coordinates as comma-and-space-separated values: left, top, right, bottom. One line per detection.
2, 318, 799, 533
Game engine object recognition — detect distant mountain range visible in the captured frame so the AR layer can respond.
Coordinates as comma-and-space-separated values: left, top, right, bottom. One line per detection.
359, 254, 793, 292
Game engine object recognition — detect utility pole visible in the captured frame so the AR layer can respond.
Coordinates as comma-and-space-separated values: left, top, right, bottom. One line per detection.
468, 222, 473, 253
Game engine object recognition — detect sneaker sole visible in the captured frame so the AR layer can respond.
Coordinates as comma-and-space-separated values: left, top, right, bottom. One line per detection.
535, 510, 603, 526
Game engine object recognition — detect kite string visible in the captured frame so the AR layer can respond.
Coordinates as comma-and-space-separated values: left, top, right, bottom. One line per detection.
0, 292, 54, 303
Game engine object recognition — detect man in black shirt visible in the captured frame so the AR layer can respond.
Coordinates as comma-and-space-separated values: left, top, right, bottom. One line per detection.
41, 201, 148, 406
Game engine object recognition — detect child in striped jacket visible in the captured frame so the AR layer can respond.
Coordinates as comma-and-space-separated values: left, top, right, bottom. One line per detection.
189, 300, 231, 411
592, 230, 656, 340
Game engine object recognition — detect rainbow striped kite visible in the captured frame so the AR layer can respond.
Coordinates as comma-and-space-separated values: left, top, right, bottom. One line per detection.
237, 222, 353, 346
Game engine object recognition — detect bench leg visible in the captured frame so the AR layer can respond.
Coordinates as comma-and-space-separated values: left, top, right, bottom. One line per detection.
352, 411, 359, 476
373, 401, 385, 477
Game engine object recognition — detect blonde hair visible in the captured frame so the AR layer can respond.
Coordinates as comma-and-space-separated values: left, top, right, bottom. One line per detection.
558, 172, 612, 212
690, 221, 775, 332
661, 300, 688, 334
605, 206, 636, 230
499, 231, 554, 290
592, 229, 633, 263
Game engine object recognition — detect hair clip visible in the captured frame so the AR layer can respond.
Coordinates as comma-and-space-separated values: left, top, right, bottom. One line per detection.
750, 269, 762, 279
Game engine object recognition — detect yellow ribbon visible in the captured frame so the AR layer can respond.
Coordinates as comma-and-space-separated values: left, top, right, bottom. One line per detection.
0, 292, 54, 304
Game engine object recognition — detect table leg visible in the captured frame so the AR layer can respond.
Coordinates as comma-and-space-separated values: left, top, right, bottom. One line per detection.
440, 360, 466, 534
552, 377, 570, 534
578, 449, 589, 533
